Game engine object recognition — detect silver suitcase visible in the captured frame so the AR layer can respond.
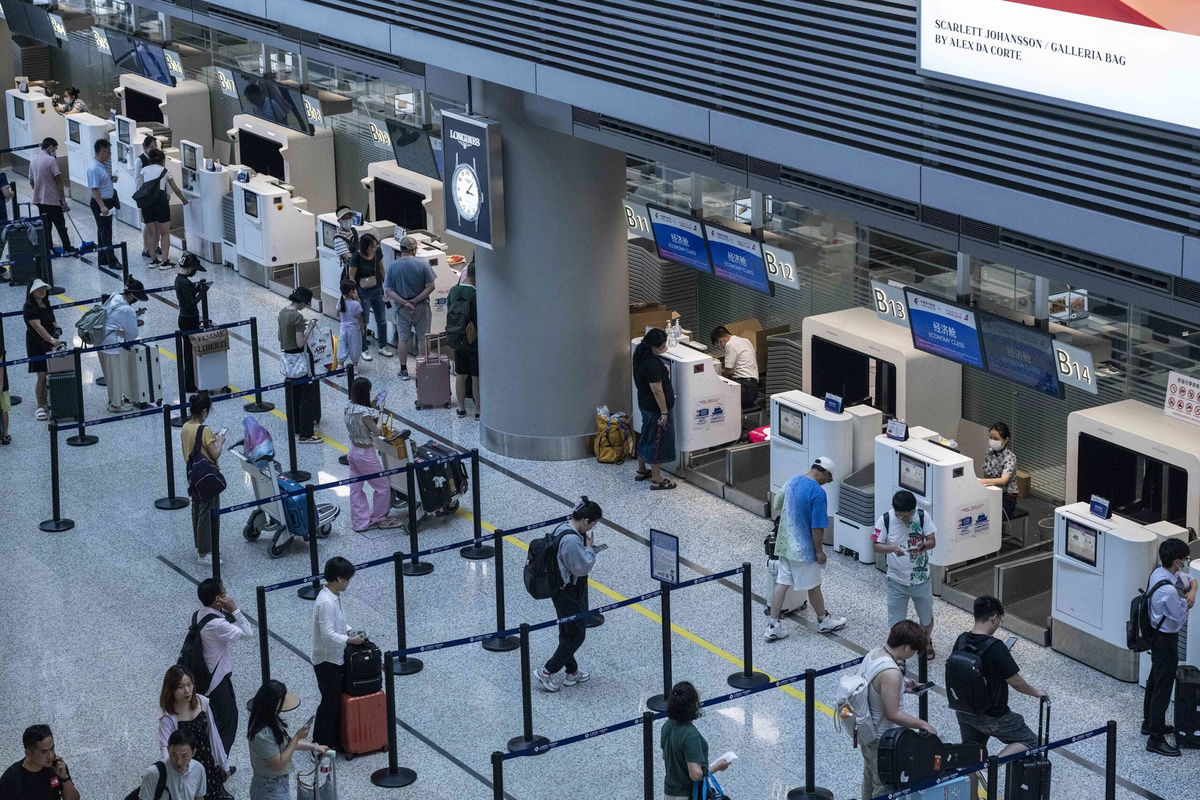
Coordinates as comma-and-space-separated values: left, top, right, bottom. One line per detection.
123, 342, 163, 405
297, 750, 337, 800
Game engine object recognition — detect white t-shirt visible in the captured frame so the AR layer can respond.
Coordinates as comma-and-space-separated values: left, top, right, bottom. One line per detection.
722, 334, 758, 380
871, 510, 937, 586
139, 164, 168, 193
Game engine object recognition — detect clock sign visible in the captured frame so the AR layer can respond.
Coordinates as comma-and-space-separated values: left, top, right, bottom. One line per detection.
441, 110, 505, 250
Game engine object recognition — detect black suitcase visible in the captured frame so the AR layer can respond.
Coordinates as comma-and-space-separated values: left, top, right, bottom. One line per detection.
1176, 665, 1200, 748
5, 218, 45, 285
877, 727, 944, 788
342, 638, 383, 696
1005, 697, 1051, 799
413, 442, 467, 515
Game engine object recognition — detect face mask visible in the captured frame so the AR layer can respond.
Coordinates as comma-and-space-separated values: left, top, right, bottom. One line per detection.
988, 439, 1004, 451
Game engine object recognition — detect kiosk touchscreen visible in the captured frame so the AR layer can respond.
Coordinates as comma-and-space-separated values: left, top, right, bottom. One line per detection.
231, 175, 317, 295
63, 113, 113, 203
178, 141, 231, 264
230, 115, 335, 215
117, 73, 213, 150
6, 86, 62, 173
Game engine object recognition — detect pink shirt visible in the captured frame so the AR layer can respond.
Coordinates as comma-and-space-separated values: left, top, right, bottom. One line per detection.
197, 605, 251, 693
28, 150, 63, 205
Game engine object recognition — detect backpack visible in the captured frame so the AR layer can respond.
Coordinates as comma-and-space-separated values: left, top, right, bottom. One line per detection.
124, 761, 166, 800
1127, 577, 1173, 652
132, 168, 167, 208
178, 611, 220, 693
945, 635, 1000, 714
834, 653, 901, 746
444, 289, 476, 350
75, 303, 109, 346
523, 526, 577, 599
335, 229, 359, 282
593, 411, 633, 464
882, 509, 925, 536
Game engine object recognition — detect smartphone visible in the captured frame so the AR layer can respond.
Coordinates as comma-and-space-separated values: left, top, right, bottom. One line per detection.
592, 543, 609, 553
910, 681, 935, 694
218, 428, 228, 437
303, 713, 315, 732
1005, 636, 1018, 650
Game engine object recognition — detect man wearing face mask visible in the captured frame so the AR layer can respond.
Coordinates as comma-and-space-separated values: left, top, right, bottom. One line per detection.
1142, 537, 1196, 757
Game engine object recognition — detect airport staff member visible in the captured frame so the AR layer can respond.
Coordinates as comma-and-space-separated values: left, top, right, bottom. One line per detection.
54, 87, 88, 115
87, 139, 119, 268
710, 325, 759, 409
979, 421, 1019, 518
1143, 538, 1196, 758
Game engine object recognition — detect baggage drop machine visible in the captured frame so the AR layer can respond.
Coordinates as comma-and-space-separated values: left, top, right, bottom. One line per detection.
362, 158, 474, 258
6, 86, 64, 175
228, 115, 335, 218
230, 174, 316, 296
178, 141, 232, 265
116, 73, 212, 151
63, 113, 113, 203
109, 116, 158, 229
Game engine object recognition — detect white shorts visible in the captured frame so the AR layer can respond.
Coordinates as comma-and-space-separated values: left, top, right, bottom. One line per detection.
775, 556, 823, 591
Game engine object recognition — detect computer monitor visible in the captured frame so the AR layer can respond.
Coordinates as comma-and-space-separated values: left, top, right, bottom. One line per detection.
20, 2, 58, 47
385, 119, 441, 181
242, 190, 259, 219
898, 453, 927, 497
181, 143, 197, 170
374, 178, 428, 232
233, 71, 312, 135
0, 0, 33, 40
117, 117, 132, 144
319, 219, 338, 249
238, 130, 285, 181
124, 88, 164, 124
1063, 518, 1099, 567
67, 119, 80, 144
13, 96, 24, 122
777, 405, 804, 445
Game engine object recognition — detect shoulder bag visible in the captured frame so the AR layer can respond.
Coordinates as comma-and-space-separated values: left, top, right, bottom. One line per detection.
186, 424, 227, 501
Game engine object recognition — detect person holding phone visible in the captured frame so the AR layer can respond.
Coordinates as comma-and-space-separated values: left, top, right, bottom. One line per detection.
181, 392, 226, 566
311, 557, 364, 751
872, 490, 938, 657
0, 725, 80, 800
195, 578, 251, 759
660, 681, 732, 800
246, 680, 327, 800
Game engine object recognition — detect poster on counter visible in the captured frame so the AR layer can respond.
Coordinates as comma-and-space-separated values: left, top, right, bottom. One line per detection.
1164, 370, 1200, 426
955, 500, 992, 538
919, 0, 1200, 132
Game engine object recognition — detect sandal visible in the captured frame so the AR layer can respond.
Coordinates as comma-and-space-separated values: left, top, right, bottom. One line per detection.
634, 469, 653, 481
34, 407, 49, 421
650, 478, 677, 490
456, 408, 467, 418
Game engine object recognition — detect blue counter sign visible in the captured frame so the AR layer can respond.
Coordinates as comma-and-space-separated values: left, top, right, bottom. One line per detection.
704, 223, 770, 294
905, 290, 986, 370
647, 204, 712, 274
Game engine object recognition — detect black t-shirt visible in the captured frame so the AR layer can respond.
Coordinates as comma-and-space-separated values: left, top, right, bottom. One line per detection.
23, 298, 58, 355
634, 354, 674, 413
175, 274, 200, 320
0, 760, 64, 799
955, 632, 1020, 716
349, 252, 381, 286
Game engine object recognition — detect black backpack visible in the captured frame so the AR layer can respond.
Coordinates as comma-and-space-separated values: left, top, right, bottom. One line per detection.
178, 611, 220, 693
132, 169, 167, 208
945, 635, 1000, 714
882, 509, 925, 536
1127, 577, 1173, 652
342, 638, 383, 696
444, 289, 476, 351
124, 761, 166, 800
524, 526, 576, 599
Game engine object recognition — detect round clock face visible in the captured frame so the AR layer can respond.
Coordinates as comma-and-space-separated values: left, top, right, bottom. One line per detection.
452, 163, 482, 222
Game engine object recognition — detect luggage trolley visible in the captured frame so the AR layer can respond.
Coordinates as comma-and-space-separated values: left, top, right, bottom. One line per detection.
371, 429, 420, 525
230, 443, 340, 557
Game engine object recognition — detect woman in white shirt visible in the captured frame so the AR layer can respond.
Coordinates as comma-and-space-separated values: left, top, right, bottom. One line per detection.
139, 147, 188, 269
311, 557, 363, 750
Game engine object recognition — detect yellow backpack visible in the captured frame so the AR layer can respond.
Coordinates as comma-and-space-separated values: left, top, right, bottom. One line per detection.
594, 410, 634, 464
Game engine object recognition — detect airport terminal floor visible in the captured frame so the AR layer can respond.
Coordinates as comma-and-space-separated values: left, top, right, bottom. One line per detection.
0, 208, 1190, 799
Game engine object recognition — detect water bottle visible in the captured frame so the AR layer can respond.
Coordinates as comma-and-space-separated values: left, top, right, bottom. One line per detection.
668, 319, 679, 348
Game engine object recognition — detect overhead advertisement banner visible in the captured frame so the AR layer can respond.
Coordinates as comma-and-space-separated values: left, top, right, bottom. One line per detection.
919, 0, 1200, 131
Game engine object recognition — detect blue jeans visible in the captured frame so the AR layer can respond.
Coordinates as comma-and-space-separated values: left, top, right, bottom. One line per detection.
358, 285, 387, 345
250, 774, 292, 800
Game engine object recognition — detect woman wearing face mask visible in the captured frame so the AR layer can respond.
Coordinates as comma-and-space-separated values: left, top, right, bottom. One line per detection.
158, 665, 231, 800
979, 421, 1019, 517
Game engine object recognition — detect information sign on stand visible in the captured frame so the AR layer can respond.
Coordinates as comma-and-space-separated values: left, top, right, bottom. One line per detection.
650, 529, 680, 585
1164, 371, 1200, 427
871, 280, 909, 327
1089, 495, 1111, 520
824, 393, 843, 414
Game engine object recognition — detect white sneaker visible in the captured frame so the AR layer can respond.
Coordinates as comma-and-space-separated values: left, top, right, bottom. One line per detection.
817, 613, 847, 634
534, 667, 560, 692
197, 554, 225, 566
764, 620, 789, 641
107, 402, 133, 413
379, 346, 395, 357
362, 350, 373, 361
562, 667, 590, 686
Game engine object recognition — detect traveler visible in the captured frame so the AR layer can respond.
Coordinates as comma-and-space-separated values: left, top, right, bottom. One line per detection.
86, 139, 119, 268
182, 392, 226, 565
278, 286, 320, 444
765, 458, 846, 639
139, 148, 188, 269
247, 680, 327, 800
331, 206, 358, 277
157, 665, 231, 799
28, 138, 72, 253
950, 596, 1048, 757
659, 681, 732, 800
175, 254, 208, 395
138, 730, 205, 800
137, 135, 158, 260
0, 725, 80, 800
22, 279, 61, 421
311, 557, 365, 750
0, 349, 9, 445
344, 377, 402, 532
348, 233, 387, 360
872, 490, 938, 656
54, 87, 88, 114
632, 327, 677, 490
337, 279, 363, 368
1142, 537, 1196, 757
534, 498, 603, 692
979, 421, 1019, 518
858, 620, 936, 800
196, 577, 251, 754
446, 261, 479, 418
0, 166, 13, 272
383, 235, 435, 380
710, 325, 759, 409
98, 278, 149, 412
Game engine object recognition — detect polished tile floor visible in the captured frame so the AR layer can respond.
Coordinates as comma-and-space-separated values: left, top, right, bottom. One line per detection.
0, 200, 1191, 800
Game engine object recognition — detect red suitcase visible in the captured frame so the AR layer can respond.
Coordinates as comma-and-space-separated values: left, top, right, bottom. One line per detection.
339, 691, 387, 758
414, 334, 451, 410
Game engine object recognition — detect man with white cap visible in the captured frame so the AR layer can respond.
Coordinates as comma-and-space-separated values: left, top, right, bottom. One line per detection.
765, 456, 847, 639
99, 278, 149, 412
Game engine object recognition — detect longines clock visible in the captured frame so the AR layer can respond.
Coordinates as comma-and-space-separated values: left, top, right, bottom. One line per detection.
441, 110, 505, 250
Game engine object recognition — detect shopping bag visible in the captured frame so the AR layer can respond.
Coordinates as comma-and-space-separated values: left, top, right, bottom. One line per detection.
691, 774, 728, 800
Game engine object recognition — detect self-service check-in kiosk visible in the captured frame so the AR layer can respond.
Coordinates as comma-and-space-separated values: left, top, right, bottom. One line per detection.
178, 141, 231, 264
379, 233, 460, 336
117, 73, 212, 150
6, 86, 62, 174
231, 174, 316, 295
803, 307, 961, 435
63, 112, 114, 204
229, 115, 335, 217
317, 215, 395, 318
362, 159, 473, 258
109, 116, 154, 228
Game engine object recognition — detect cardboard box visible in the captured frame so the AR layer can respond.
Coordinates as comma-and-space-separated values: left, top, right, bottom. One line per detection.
1016, 470, 1031, 499
725, 318, 790, 375
629, 303, 670, 339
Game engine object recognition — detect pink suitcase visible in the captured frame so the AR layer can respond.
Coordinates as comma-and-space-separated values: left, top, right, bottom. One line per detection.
414, 334, 451, 410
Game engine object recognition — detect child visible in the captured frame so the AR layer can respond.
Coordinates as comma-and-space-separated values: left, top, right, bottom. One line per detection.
337, 279, 364, 368
0, 347, 10, 444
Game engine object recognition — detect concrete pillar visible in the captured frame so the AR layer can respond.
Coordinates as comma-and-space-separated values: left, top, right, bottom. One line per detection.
475, 83, 629, 460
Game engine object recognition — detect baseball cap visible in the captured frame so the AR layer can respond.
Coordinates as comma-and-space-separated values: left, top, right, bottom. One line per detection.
812, 456, 835, 477
398, 235, 418, 252
124, 277, 149, 302
288, 286, 314, 305
179, 252, 206, 272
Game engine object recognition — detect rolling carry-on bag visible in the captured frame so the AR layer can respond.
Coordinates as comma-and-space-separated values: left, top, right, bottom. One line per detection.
342, 638, 383, 696
339, 690, 386, 757
48, 370, 78, 420
412, 442, 467, 514
124, 342, 163, 406
877, 727, 945, 788
4, 217, 45, 285
278, 477, 312, 538
414, 334, 451, 410
1176, 665, 1200, 747
1005, 696, 1051, 799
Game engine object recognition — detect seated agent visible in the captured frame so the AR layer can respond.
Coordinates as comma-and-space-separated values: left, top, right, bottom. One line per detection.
0, 725, 80, 800
710, 325, 759, 409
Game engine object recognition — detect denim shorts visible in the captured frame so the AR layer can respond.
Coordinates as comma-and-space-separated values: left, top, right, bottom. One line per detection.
250, 773, 293, 800
956, 709, 1037, 749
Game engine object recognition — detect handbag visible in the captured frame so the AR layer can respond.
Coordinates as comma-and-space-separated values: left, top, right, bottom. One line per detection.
360, 274, 378, 289
691, 774, 727, 800
186, 424, 227, 501
280, 350, 311, 379
132, 168, 167, 208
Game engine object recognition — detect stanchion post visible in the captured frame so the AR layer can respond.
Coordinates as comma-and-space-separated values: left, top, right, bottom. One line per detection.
391, 551, 423, 675
728, 562, 769, 689
490, 752, 503, 800
43, 224, 64, 295
65, 347, 98, 447
646, 582, 673, 712
280, 379, 310, 482
786, 668, 833, 800
370, 652, 417, 788
155, 404, 189, 510
506, 624, 549, 753
918, 650, 929, 721
39, 421, 75, 532
256, 585, 270, 685
403, 466, 433, 575
985, 756, 998, 800
1104, 720, 1116, 800
642, 711, 654, 800
171, 332, 187, 428
337, 363, 355, 467
210, 505, 221, 583
460, 449, 494, 559
243, 317, 275, 413
120, 242, 129, 285
297, 486, 321, 599
0, 315, 22, 406
482, 527, 519, 652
